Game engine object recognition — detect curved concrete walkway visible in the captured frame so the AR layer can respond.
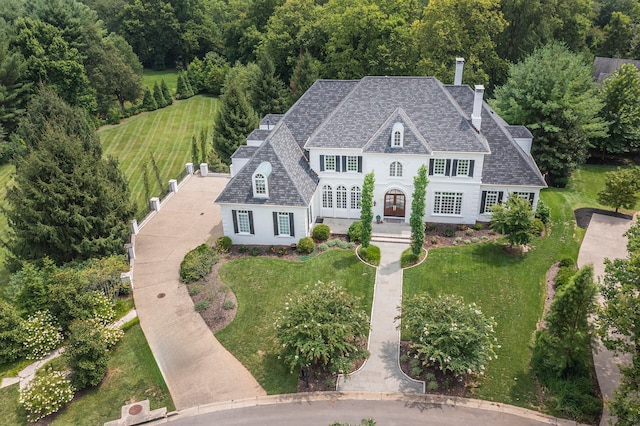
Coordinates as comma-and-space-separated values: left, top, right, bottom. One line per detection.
577, 213, 632, 426
337, 241, 424, 393
133, 175, 265, 410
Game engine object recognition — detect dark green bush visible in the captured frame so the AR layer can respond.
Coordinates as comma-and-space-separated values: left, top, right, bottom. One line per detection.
555, 266, 576, 289
559, 257, 575, 268
297, 237, 315, 254
195, 300, 210, 312
535, 200, 551, 224
348, 221, 362, 242
215, 236, 232, 253
249, 247, 261, 256
180, 244, 218, 283
359, 245, 380, 266
312, 224, 331, 241
400, 248, 419, 268
530, 218, 545, 236
474, 222, 484, 230
443, 228, 455, 237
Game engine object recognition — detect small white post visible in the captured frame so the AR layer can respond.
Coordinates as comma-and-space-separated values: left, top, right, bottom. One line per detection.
125, 243, 135, 261
131, 219, 139, 235
150, 197, 161, 212
200, 163, 209, 176
186, 163, 194, 175
169, 179, 178, 193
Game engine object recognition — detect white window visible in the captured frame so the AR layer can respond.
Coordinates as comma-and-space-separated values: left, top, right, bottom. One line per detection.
277, 212, 291, 236
391, 122, 404, 147
393, 131, 401, 146
484, 191, 499, 213
433, 192, 463, 215
433, 159, 446, 175
514, 192, 533, 201
346, 156, 358, 172
350, 186, 361, 209
390, 161, 403, 177
324, 155, 336, 171
322, 185, 333, 208
252, 161, 271, 198
336, 185, 347, 209
237, 210, 251, 233
254, 173, 266, 195
456, 160, 469, 176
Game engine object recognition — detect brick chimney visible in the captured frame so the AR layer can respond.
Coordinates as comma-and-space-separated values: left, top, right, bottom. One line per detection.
454, 57, 464, 85
471, 85, 484, 131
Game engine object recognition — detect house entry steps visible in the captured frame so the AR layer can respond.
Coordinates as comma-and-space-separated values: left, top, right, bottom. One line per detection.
337, 241, 425, 393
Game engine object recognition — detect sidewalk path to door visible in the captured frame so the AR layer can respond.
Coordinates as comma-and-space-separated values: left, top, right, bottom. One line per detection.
133, 175, 265, 410
577, 213, 632, 426
337, 241, 424, 393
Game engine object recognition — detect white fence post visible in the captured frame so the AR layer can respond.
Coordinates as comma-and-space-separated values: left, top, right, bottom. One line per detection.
199, 163, 209, 176
150, 197, 161, 212
186, 163, 194, 175
131, 219, 139, 235
169, 179, 178, 193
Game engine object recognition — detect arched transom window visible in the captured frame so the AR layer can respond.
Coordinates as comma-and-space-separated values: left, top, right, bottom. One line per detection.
322, 184, 333, 208
391, 122, 404, 147
390, 161, 403, 177
336, 185, 347, 209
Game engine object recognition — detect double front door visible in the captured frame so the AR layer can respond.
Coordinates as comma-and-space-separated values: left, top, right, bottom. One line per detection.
384, 190, 405, 217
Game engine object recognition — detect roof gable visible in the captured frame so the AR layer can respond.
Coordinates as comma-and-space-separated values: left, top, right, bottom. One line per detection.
363, 107, 431, 154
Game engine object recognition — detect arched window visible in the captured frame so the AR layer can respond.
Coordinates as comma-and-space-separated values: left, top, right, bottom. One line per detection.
350, 186, 361, 209
254, 173, 266, 195
322, 185, 333, 208
252, 161, 271, 198
336, 185, 347, 209
391, 122, 404, 147
390, 161, 403, 177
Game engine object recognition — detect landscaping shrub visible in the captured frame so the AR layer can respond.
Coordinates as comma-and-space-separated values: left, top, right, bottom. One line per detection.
0, 300, 25, 364
238, 245, 249, 253
19, 369, 75, 422
195, 300, 210, 312
466, 228, 474, 236
346, 242, 356, 248
317, 243, 329, 251
530, 218, 545, 236
359, 245, 381, 266
312, 224, 331, 241
22, 310, 63, 360
297, 237, 315, 254
535, 200, 551, 224
425, 222, 436, 231
249, 247, 261, 256
443, 228, 455, 237
401, 248, 419, 268
559, 257, 575, 268
337, 240, 348, 249
188, 285, 201, 296
180, 244, 218, 283
327, 238, 339, 247
222, 300, 235, 310
555, 266, 577, 289
430, 236, 439, 244
66, 319, 110, 389
215, 236, 232, 253
474, 223, 484, 230
471, 237, 479, 243
348, 221, 363, 242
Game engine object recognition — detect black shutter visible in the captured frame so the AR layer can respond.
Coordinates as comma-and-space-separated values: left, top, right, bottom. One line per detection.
498, 191, 504, 204
451, 160, 458, 176
528, 192, 535, 205
357, 156, 362, 173
232, 210, 238, 233
320, 155, 325, 171
248, 211, 254, 234
289, 213, 295, 237
342, 156, 347, 172
428, 159, 434, 176
273, 212, 279, 236
480, 192, 487, 213
469, 160, 475, 177
336, 156, 341, 172
445, 159, 451, 176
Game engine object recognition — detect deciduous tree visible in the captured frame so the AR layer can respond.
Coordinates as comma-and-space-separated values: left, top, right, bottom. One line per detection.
597, 167, 640, 213
490, 194, 534, 248
410, 165, 428, 257
359, 171, 375, 248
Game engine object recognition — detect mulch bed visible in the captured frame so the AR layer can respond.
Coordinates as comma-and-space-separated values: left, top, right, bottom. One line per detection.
423, 222, 501, 248
573, 208, 632, 229
398, 342, 466, 396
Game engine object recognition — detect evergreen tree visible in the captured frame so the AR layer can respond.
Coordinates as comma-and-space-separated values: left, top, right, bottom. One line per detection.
0, 40, 31, 136
360, 171, 375, 248
152, 81, 166, 108
410, 165, 428, 257
252, 52, 288, 116
183, 72, 195, 97
4, 89, 135, 268
141, 86, 157, 111
176, 73, 187, 99
289, 51, 319, 104
0, 300, 25, 364
212, 83, 258, 164
191, 135, 199, 167
199, 127, 209, 164
160, 79, 172, 105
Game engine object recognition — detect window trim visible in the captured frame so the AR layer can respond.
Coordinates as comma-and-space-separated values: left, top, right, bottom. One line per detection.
232, 209, 254, 235
273, 211, 295, 237
322, 184, 333, 208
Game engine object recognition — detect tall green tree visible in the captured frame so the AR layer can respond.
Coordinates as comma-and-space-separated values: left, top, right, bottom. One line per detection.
492, 43, 608, 186
596, 64, 640, 157
289, 51, 319, 103
160, 79, 172, 105
212, 82, 258, 164
410, 165, 428, 257
598, 11, 634, 57
251, 52, 288, 116
0, 300, 25, 364
141, 86, 157, 111
152, 81, 167, 108
359, 171, 375, 248
4, 88, 134, 268
0, 40, 31, 136
597, 167, 640, 213
490, 194, 533, 248
66, 318, 109, 388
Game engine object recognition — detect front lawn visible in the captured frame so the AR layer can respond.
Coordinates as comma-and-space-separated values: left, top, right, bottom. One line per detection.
216, 249, 376, 394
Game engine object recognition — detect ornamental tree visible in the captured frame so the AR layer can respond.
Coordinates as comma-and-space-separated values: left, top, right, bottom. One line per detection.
490, 194, 534, 248
399, 294, 498, 376
359, 171, 375, 248
410, 165, 428, 256
66, 318, 110, 389
0, 300, 25, 364
275, 281, 369, 373
597, 167, 640, 213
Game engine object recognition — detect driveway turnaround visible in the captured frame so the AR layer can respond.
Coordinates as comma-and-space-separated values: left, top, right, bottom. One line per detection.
133, 175, 265, 410
577, 213, 632, 426
337, 241, 424, 393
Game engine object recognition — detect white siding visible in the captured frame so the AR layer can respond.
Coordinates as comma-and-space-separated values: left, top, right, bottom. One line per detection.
220, 204, 309, 245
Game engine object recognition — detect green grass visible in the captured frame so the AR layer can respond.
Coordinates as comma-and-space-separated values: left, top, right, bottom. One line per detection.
114, 297, 134, 319
216, 249, 376, 394
142, 69, 180, 95
402, 174, 595, 409
98, 95, 219, 219
0, 385, 25, 426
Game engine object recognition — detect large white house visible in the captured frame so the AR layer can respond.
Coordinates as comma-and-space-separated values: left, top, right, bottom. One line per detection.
215, 61, 546, 246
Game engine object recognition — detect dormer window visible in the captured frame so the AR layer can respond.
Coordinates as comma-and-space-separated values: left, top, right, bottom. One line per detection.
391, 122, 404, 147
252, 161, 272, 198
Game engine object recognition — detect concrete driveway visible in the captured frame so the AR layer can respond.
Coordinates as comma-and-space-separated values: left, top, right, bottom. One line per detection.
133, 175, 265, 410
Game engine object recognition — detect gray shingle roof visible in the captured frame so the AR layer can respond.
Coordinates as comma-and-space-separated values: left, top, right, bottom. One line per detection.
247, 129, 271, 141
260, 114, 284, 128
363, 107, 431, 154
305, 77, 489, 153
231, 145, 258, 159
505, 125, 533, 139
593, 57, 640, 83
445, 85, 546, 187
215, 123, 318, 206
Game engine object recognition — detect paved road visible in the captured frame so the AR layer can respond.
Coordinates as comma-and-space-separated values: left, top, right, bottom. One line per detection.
133, 175, 265, 410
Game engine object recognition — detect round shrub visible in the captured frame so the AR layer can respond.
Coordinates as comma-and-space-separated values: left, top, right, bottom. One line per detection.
474, 223, 484, 231
215, 236, 232, 253
22, 310, 63, 360
466, 228, 474, 236
19, 370, 75, 422
326, 238, 339, 247
317, 243, 329, 251
297, 237, 315, 254
222, 300, 235, 310
530, 218, 545, 236
401, 248, 419, 268
337, 240, 348, 249
443, 228, 455, 237
359, 245, 381, 266
180, 244, 218, 283
312, 224, 331, 241
559, 257, 575, 268
348, 221, 363, 242
195, 300, 210, 312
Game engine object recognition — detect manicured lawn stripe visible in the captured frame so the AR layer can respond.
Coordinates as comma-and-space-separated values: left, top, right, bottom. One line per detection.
216, 250, 376, 394
142, 69, 180, 95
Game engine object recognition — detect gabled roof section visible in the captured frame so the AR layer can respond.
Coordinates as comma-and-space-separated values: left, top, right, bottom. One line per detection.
445, 85, 546, 187
282, 80, 358, 151
305, 77, 489, 153
260, 114, 284, 128
363, 107, 431, 154
593, 57, 640, 83
505, 125, 532, 139
247, 129, 271, 141
231, 145, 258, 159
215, 123, 318, 206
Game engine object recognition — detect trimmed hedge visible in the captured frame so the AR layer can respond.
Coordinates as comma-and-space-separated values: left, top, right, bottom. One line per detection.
180, 244, 218, 283
359, 244, 380, 266
215, 236, 232, 253
348, 221, 362, 242
312, 224, 330, 241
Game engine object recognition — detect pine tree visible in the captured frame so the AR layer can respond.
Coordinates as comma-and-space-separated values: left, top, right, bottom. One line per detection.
191, 135, 199, 167
176, 74, 187, 99
289, 51, 319, 103
141, 86, 157, 111
212, 83, 259, 164
252, 53, 288, 116
160, 79, 173, 105
183, 72, 195, 98
152, 81, 167, 108
410, 165, 429, 256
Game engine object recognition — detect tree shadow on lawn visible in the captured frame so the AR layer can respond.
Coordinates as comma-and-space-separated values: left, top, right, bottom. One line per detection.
508, 369, 540, 409
469, 242, 527, 267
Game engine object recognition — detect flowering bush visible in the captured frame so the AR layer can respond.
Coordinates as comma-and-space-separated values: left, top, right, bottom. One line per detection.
86, 292, 115, 326
22, 311, 63, 360
400, 294, 498, 376
19, 370, 75, 422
